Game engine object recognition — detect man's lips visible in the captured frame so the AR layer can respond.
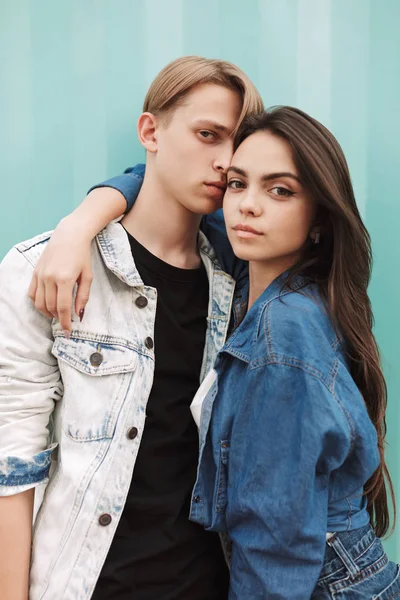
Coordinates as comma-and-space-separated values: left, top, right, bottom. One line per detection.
204, 182, 226, 199
205, 181, 226, 190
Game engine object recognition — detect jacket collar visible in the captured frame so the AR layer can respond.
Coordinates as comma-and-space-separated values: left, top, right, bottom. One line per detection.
96, 221, 227, 287
221, 272, 308, 363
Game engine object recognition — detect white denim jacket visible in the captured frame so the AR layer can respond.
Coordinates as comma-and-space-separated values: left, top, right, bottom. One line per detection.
0, 222, 235, 599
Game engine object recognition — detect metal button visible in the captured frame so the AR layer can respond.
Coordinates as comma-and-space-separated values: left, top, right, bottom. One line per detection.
127, 427, 138, 440
135, 296, 148, 309
98, 513, 112, 526
193, 495, 200, 503
90, 352, 103, 367
145, 337, 154, 350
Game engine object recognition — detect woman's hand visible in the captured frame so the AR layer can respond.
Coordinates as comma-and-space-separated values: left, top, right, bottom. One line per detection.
27, 187, 127, 335
28, 216, 93, 336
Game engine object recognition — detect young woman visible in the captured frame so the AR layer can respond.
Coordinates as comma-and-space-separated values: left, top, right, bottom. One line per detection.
188, 107, 399, 598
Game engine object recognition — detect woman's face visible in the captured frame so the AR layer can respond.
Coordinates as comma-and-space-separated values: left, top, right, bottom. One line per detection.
223, 130, 317, 267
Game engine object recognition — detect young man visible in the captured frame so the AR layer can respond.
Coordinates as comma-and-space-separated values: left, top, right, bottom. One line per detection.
0, 56, 263, 600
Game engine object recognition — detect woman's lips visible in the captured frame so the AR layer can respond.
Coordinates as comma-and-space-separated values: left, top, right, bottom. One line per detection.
233, 224, 263, 238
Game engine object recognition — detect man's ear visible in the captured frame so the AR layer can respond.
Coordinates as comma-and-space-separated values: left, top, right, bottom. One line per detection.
137, 112, 159, 153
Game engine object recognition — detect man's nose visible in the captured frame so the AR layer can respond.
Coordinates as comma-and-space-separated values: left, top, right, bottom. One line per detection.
213, 143, 234, 174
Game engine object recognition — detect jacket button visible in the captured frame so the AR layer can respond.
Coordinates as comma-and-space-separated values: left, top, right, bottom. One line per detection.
90, 352, 103, 367
98, 513, 112, 526
127, 427, 138, 440
145, 337, 154, 350
135, 296, 148, 309
193, 495, 200, 503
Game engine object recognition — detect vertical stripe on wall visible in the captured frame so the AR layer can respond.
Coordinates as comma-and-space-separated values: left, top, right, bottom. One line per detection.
296, 0, 332, 127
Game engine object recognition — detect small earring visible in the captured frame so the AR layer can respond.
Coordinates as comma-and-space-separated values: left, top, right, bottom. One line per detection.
313, 232, 320, 245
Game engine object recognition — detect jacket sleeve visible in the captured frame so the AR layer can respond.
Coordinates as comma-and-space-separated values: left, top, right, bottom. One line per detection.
227, 362, 351, 600
87, 164, 145, 211
0, 248, 63, 496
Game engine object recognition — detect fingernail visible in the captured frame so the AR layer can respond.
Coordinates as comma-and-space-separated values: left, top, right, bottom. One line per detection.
79, 308, 85, 322
63, 330, 70, 340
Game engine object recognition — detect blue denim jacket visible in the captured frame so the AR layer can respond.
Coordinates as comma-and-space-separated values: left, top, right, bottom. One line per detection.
94, 167, 381, 599
190, 275, 379, 599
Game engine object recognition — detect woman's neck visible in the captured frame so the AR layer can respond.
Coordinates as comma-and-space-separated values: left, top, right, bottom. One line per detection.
247, 255, 299, 311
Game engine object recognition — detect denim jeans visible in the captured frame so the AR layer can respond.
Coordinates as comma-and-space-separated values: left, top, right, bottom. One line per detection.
313, 525, 400, 599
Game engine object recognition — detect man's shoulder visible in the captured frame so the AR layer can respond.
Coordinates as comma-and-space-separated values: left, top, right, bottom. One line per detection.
13, 231, 54, 268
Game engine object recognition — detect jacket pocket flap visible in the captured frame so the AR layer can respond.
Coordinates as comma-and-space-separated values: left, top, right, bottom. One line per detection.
52, 336, 137, 376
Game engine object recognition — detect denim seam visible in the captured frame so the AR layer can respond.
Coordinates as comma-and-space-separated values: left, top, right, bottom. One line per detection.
15, 245, 39, 270
53, 333, 154, 361
200, 247, 234, 274
121, 173, 143, 182
54, 351, 136, 377
329, 358, 340, 394
318, 536, 377, 584
250, 356, 331, 392
249, 358, 354, 448
263, 303, 275, 359
330, 553, 389, 592
330, 336, 343, 352
346, 497, 353, 530
96, 235, 142, 285
333, 388, 356, 450
216, 441, 229, 513
16, 234, 51, 254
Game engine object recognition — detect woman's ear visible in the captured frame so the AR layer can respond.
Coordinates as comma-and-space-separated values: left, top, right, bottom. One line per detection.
310, 227, 321, 244
137, 112, 159, 153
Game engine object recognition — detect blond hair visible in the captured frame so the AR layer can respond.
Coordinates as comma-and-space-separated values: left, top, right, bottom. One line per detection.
143, 56, 264, 134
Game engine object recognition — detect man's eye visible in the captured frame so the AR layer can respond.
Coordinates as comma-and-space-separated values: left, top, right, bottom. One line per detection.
227, 179, 244, 189
270, 186, 294, 197
199, 130, 217, 140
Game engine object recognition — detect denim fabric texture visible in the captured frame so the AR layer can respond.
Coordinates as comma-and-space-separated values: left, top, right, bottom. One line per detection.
0, 223, 235, 599
189, 275, 392, 599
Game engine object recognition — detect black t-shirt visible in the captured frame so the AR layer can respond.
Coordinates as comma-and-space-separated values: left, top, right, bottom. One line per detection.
92, 230, 229, 600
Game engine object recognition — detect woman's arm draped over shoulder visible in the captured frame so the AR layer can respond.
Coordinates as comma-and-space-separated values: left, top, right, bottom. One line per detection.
28, 166, 144, 333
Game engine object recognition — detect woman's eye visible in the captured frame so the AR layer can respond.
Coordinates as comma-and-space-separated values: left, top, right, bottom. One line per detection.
270, 186, 294, 197
199, 130, 216, 140
227, 179, 245, 189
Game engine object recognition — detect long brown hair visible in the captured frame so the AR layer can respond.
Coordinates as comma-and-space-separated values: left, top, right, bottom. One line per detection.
235, 106, 395, 537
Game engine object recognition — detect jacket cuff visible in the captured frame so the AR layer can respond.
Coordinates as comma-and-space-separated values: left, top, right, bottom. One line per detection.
0, 444, 57, 492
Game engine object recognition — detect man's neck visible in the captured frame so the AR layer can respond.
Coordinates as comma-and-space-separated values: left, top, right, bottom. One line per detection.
121, 172, 202, 269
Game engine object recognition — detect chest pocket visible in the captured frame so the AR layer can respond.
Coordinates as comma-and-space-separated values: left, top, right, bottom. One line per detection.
52, 335, 138, 442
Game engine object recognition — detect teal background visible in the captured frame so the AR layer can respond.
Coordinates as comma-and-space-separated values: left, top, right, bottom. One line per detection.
1, 0, 399, 559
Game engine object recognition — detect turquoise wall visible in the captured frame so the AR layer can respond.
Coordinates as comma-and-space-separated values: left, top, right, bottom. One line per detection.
1, 0, 399, 558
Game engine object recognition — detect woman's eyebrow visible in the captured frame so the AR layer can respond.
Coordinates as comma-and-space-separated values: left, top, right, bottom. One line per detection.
261, 171, 301, 183
227, 165, 301, 183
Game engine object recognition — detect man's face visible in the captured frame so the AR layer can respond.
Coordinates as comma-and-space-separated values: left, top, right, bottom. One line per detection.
150, 83, 242, 215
